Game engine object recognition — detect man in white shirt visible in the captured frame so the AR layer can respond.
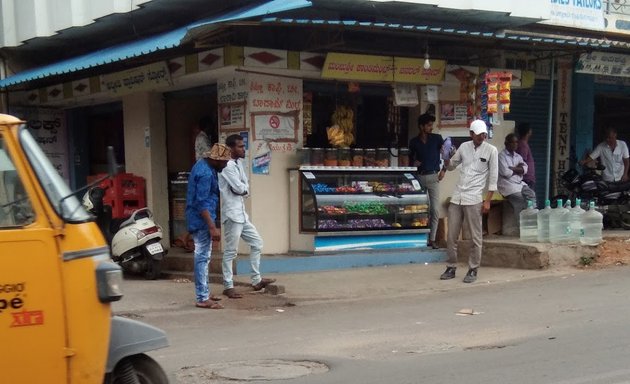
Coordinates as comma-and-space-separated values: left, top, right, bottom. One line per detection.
440, 120, 498, 283
498, 133, 536, 236
219, 134, 276, 298
581, 127, 629, 182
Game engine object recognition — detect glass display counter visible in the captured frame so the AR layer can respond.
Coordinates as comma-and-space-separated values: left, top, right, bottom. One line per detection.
298, 166, 429, 234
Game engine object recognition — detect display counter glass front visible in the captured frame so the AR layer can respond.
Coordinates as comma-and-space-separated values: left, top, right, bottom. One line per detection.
299, 166, 429, 234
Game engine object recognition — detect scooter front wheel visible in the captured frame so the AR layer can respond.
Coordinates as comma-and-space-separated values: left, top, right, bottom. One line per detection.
106, 354, 169, 384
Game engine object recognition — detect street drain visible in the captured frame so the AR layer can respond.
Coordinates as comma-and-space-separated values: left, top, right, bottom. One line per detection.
176, 359, 328, 382
214, 360, 328, 381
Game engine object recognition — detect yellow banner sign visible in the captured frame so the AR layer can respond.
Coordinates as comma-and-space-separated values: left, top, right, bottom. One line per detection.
322, 52, 445, 84
394, 57, 445, 84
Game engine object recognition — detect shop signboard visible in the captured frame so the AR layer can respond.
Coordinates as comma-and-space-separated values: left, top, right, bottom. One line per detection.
576, 51, 630, 78
540, 0, 604, 30
101, 61, 172, 96
553, 57, 573, 196
322, 52, 445, 84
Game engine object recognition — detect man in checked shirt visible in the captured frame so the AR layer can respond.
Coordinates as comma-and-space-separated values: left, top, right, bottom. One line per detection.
440, 120, 499, 283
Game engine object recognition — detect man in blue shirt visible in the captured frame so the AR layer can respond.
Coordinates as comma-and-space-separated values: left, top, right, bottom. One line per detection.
186, 143, 232, 309
409, 113, 445, 249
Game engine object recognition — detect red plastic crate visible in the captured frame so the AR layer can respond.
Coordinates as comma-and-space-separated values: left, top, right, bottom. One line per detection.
87, 173, 147, 218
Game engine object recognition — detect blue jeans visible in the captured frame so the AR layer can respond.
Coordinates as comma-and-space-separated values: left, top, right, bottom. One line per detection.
192, 229, 212, 302
222, 219, 264, 289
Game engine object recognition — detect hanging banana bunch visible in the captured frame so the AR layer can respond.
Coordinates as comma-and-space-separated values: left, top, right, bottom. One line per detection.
327, 105, 355, 147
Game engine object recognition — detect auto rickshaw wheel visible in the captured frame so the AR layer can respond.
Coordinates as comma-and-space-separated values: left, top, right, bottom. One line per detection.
108, 354, 169, 384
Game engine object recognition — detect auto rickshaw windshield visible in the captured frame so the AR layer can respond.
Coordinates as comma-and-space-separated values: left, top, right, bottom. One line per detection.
19, 126, 90, 222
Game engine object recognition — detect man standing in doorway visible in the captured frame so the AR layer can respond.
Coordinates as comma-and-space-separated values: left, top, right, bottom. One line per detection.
192, 116, 212, 162
409, 113, 445, 249
186, 143, 232, 309
515, 123, 536, 190
219, 134, 276, 299
581, 127, 629, 182
440, 120, 498, 283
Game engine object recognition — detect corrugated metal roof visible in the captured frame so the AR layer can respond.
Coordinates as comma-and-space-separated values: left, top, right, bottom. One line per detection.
0, 0, 311, 88
260, 17, 630, 50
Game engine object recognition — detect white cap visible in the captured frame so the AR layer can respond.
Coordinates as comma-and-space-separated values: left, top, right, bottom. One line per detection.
470, 120, 488, 135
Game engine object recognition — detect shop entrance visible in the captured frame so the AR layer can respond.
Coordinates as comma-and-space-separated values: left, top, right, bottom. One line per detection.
68, 102, 124, 188
594, 94, 630, 148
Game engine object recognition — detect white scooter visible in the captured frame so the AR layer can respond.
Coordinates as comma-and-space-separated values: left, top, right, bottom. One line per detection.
83, 188, 166, 279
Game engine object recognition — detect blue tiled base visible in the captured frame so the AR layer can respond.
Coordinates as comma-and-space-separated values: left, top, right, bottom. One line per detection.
236, 248, 446, 274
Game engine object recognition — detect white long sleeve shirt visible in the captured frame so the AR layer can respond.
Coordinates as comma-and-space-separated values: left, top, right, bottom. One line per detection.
447, 140, 498, 205
219, 159, 249, 223
498, 149, 527, 197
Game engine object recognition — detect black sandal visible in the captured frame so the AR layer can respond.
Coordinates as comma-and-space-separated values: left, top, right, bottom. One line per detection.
222, 288, 243, 299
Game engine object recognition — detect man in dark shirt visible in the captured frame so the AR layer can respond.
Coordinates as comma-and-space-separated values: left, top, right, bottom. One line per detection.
409, 113, 445, 249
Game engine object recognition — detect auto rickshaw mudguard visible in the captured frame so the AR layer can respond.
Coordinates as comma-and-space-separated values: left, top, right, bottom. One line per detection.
106, 315, 169, 373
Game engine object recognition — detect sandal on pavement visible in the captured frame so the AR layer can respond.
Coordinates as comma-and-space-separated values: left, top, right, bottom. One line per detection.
222, 288, 244, 299
195, 300, 224, 309
253, 277, 277, 291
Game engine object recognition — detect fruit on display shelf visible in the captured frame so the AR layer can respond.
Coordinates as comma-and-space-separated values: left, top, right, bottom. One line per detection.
327, 105, 355, 147
411, 218, 429, 227
343, 201, 388, 215
318, 205, 348, 215
318, 218, 390, 229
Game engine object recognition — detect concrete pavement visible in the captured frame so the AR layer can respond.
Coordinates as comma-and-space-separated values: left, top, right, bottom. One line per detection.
112, 262, 580, 315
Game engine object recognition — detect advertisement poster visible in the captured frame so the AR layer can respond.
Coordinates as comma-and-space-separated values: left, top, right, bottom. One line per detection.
252, 140, 271, 175
439, 102, 468, 126
10, 107, 70, 184
219, 102, 246, 130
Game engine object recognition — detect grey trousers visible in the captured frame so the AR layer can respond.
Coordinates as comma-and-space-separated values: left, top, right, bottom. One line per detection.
446, 202, 483, 269
419, 173, 440, 242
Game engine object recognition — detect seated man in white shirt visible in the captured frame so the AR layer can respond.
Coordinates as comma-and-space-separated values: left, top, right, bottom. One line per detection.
581, 127, 630, 183
498, 133, 536, 236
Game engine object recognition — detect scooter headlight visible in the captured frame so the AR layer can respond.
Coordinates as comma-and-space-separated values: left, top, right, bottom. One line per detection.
129, 227, 146, 240
95, 261, 124, 303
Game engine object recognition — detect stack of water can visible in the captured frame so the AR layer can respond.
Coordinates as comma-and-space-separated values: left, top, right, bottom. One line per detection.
520, 199, 602, 245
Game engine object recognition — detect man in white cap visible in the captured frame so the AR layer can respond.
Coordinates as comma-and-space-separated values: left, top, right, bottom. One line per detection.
440, 120, 498, 283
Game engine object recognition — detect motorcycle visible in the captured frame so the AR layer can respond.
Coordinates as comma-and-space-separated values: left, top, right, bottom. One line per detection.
556, 164, 630, 229
83, 186, 166, 279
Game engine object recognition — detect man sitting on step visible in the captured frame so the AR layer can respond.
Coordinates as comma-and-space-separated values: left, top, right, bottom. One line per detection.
498, 133, 536, 236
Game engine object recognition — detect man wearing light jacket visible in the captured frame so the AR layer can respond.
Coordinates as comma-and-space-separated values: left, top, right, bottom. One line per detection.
219, 134, 276, 299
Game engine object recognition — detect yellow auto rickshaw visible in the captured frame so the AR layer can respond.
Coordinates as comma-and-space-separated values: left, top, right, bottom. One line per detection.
0, 113, 169, 383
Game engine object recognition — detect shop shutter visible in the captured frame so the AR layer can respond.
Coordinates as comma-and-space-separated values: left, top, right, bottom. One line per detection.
508, 79, 552, 206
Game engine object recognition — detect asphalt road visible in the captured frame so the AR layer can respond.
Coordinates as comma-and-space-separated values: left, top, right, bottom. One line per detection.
115, 265, 630, 384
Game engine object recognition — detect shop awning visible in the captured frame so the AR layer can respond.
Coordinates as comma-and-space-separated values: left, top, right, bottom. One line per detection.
260, 17, 630, 51
0, 0, 311, 88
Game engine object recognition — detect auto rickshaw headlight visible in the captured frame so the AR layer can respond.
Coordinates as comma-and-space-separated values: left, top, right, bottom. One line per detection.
96, 261, 124, 302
